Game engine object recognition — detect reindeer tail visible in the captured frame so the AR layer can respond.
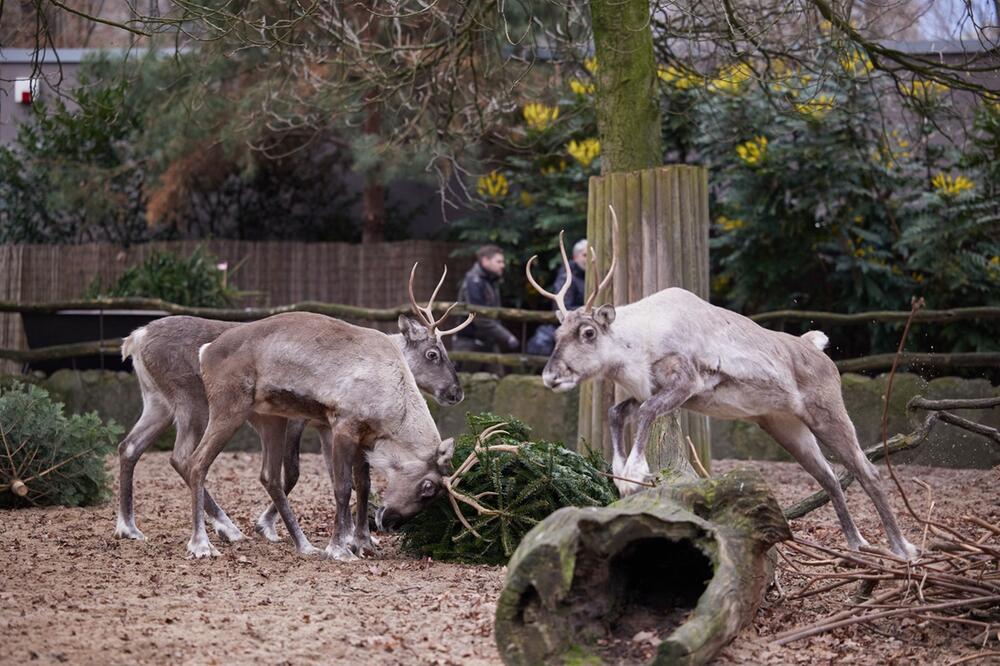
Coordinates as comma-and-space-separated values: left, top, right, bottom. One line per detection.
121, 326, 147, 361
800, 330, 829, 351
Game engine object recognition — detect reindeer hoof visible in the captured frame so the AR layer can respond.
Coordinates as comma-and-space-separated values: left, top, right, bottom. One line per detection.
212, 520, 246, 544
324, 543, 359, 562
186, 538, 220, 559
896, 540, 920, 562
114, 517, 146, 541
614, 458, 652, 496
351, 536, 378, 558
254, 520, 282, 543
296, 543, 324, 558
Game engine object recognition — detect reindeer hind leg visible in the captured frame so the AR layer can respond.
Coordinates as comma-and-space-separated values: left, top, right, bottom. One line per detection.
255, 419, 306, 543
759, 413, 870, 551
803, 408, 918, 560
115, 394, 173, 540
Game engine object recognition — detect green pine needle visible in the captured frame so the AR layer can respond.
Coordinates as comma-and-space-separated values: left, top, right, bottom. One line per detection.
400, 412, 618, 565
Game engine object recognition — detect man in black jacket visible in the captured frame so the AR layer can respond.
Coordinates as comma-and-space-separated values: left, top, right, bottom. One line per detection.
453, 244, 519, 373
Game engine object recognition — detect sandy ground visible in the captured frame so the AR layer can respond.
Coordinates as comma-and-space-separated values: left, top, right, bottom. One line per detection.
1, 452, 997, 665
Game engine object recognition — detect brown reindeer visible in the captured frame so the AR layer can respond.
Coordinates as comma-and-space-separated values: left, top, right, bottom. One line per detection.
115, 265, 471, 559
182, 312, 454, 559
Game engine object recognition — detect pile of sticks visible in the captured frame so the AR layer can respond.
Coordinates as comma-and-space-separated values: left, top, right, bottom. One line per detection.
772, 298, 1000, 663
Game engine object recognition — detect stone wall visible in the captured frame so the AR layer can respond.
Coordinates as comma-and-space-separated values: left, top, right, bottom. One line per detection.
2, 370, 996, 468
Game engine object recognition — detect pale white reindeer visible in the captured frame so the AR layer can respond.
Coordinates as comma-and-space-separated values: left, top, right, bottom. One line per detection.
116, 264, 471, 559
182, 311, 457, 559
526, 208, 917, 559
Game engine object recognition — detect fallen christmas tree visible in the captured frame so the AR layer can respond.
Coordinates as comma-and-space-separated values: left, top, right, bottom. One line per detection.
400, 412, 618, 565
0, 381, 121, 507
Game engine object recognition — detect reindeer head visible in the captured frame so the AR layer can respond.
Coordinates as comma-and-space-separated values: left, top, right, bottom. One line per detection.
372, 436, 455, 531
398, 263, 475, 406
527, 206, 619, 392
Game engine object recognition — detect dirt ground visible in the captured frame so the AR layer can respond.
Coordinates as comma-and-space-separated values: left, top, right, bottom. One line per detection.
1, 452, 997, 665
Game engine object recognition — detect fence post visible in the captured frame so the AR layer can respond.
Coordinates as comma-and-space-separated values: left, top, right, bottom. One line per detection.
578, 165, 711, 471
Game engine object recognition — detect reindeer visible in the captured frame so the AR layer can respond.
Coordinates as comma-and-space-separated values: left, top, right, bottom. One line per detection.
526, 208, 918, 559
181, 311, 454, 559
115, 264, 471, 559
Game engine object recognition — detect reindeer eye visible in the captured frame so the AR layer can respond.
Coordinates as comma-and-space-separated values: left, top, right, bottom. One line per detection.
580, 326, 597, 342
419, 478, 439, 498
425, 349, 440, 362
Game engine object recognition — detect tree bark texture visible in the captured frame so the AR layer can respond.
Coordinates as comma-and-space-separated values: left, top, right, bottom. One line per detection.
579, 166, 711, 471
589, 0, 663, 173
494, 468, 791, 665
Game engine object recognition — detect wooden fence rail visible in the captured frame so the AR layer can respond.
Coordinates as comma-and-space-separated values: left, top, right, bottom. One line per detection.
0, 304, 996, 373
1, 298, 998, 326
3, 339, 996, 374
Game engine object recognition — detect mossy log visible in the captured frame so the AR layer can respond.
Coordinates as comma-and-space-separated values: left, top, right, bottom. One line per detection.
494, 468, 791, 665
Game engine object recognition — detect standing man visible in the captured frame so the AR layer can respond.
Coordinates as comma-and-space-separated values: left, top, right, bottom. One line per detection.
526, 238, 587, 356
453, 244, 520, 373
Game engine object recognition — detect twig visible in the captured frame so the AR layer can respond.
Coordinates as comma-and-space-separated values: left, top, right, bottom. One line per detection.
946, 651, 1000, 665
596, 471, 657, 488
774, 595, 1000, 645
686, 435, 711, 479
909, 396, 1000, 412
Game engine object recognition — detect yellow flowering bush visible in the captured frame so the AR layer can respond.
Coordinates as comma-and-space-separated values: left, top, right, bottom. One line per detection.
583, 57, 598, 74
476, 170, 509, 200
839, 50, 873, 76
522, 103, 559, 132
715, 215, 745, 232
658, 65, 702, 90
539, 159, 568, 176
931, 173, 974, 197
709, 63, 753, 94
903, 79, 949, 102
735, 136, 768, 166
794, 94, 835, 120
569, 78, 595, 96
567, 138, 600, 168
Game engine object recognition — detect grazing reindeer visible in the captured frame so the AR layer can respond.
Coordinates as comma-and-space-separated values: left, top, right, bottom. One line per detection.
526, 209, 918, 559
184, 311, 454, 559
115, 264, 471, 557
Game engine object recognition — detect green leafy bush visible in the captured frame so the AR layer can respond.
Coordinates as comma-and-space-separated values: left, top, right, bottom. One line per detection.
86, 246, 236, 307
400, 412, 617, 565
0, 382, 122, 508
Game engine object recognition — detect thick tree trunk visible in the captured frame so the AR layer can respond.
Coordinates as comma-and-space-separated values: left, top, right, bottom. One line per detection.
360, 88, 386, 244
579, 167, 711, 471
494, 468, 791, 665
589, 0, 662, 173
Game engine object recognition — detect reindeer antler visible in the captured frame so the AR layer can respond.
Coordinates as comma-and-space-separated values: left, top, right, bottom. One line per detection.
525, 230, 573, 321
583, 204, 620, 312
442, 422, 521, 539
408, 263, 475, 336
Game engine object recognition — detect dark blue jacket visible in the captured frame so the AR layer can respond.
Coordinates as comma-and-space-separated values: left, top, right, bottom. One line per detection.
550, 261, 586, 311
457, 263, 514, 346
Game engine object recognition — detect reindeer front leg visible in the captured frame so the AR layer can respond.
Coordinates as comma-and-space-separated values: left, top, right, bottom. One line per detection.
617, 362, 697, 496
607, 398, 638, 479
350, 458, 377, 557
320, 424, 360, 562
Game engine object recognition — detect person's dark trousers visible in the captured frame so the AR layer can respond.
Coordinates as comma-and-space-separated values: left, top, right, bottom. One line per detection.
451, 336, 504, 376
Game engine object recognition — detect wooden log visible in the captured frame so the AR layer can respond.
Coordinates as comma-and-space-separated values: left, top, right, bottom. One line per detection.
579, 166, 711, 470
494, 468, 791, 665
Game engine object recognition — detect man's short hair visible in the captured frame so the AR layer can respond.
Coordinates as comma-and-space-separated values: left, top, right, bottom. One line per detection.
572, 239, 588, 257
476, 244, 503, 261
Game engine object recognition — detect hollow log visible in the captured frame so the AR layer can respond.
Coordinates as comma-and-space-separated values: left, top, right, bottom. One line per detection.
494, 468, 791, 665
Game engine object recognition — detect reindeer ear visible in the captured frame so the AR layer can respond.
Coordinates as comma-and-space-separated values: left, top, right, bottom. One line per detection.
437, 437, 455, 471
594, 304, 616, 327
398, 314, 428, 342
